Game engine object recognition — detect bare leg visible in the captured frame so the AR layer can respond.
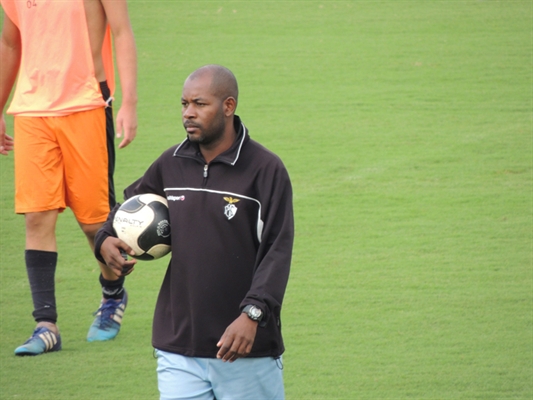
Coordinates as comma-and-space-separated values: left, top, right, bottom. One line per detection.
79, 221, 119, 281
25, 210, 59, 251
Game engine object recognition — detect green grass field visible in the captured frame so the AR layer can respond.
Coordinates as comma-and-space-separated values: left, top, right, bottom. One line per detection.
0, 1, 531, 399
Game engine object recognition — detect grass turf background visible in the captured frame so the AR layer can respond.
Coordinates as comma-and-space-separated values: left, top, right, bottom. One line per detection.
0, 1, 531, 399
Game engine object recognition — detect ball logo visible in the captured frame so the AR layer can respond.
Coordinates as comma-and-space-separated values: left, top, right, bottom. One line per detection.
114, 216, 145, 230
157, 220, 171, 238
223, 196, 240, 220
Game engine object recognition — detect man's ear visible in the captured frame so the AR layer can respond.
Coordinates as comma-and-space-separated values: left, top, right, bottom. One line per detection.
223, 97, 237, 116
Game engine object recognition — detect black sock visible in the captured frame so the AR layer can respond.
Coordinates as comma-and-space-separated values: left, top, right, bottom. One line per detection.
99, 274, 125, 300
25, 250, 58, 324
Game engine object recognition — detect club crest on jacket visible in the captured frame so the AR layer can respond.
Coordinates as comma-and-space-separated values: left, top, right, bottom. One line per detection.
223, 197, 240, 220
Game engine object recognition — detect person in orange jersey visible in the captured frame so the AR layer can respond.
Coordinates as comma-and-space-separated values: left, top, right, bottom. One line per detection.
0, 0, 138, 355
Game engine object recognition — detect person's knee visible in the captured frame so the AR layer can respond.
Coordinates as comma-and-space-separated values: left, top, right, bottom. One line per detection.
25, 211, 59, 249
25, 211, 58, 231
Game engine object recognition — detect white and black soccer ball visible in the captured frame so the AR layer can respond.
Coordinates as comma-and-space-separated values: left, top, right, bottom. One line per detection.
113, 194, 171, 261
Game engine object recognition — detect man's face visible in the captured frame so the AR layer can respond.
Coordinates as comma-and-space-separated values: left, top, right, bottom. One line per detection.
181, 75, 226, 146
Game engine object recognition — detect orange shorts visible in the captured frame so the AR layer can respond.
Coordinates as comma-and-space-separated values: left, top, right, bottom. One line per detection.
14, 108, 112, 224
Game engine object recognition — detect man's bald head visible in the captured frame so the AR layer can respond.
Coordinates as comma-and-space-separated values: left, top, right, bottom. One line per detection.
186, 65, 238, 105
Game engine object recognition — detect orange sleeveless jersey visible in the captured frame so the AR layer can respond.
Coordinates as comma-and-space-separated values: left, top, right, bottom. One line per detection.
1, 0, 115, 116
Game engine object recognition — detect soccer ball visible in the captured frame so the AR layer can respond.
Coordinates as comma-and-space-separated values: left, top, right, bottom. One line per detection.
113, 194, 171, 260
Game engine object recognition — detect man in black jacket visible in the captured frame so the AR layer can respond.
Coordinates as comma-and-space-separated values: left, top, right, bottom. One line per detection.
96, 65, 294, 399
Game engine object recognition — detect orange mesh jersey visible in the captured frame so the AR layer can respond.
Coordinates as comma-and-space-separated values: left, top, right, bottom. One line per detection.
1, 0, 115, 116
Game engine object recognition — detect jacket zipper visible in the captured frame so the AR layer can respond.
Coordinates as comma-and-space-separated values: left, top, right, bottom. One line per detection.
203, 164, 209, 186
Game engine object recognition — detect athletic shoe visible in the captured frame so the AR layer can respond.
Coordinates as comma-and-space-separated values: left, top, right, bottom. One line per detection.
14, 326, 62, 356
87, 290, 128, 342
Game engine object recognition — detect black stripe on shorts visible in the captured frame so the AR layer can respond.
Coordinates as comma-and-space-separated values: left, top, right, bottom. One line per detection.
99, 81, 117, 209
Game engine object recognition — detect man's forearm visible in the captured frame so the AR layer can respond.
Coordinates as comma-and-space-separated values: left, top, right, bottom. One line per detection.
114, 32, 138, 106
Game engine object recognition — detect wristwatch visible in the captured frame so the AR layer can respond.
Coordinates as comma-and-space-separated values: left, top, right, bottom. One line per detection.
242, 305, 263, 322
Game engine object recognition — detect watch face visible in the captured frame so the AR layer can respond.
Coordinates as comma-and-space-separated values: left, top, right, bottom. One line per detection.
246, 305, 262, 321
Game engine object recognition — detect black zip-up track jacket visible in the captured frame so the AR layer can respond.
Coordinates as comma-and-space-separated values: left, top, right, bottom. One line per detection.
95, 116, 294, 358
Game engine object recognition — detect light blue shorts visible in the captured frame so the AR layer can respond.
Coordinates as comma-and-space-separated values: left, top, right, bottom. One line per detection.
155, 349, 285, 400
